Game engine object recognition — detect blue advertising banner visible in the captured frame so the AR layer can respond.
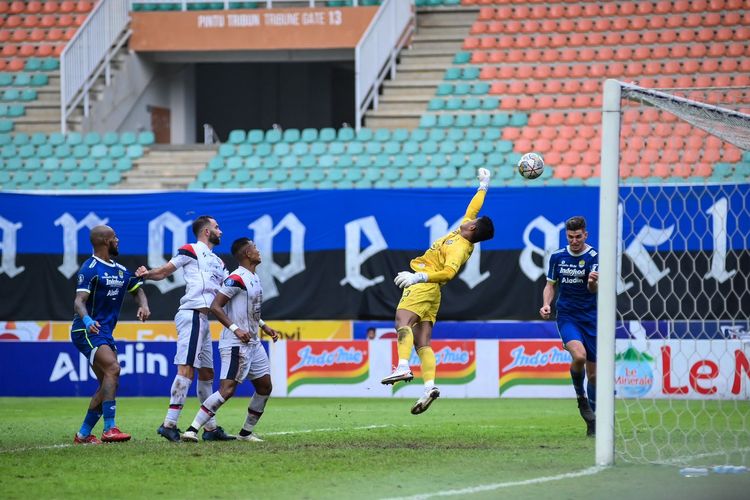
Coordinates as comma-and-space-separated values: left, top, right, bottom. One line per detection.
0, 185, 747, 321
0, 341, 264, 397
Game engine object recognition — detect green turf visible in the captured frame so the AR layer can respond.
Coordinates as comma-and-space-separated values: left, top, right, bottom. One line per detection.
0, 398, 747, 499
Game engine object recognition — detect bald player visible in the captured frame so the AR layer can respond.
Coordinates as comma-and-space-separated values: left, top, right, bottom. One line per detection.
70, 225, 150, 444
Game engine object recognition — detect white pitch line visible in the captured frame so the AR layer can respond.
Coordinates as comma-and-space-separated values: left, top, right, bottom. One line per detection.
0, 443, 72, 454
652, 447, 750, 466
381, 466, 607, 500
264, 424, 393, 436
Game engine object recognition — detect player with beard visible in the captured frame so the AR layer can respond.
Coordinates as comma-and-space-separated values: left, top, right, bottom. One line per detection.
136, 215, 234, 441
71, 225, 150, 444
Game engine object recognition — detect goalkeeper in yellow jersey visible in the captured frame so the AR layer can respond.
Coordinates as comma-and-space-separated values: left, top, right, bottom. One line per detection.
382, 168, 495, 414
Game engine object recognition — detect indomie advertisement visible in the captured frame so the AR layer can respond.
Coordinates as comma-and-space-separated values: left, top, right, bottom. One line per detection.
390, 341, 476, 394
286, 341, 369, 394
498, 340, 574, 398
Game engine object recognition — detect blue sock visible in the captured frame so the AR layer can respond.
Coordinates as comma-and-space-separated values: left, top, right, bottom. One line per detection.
78, 409, 102, 437
570, 368, 585, 398
102, 400, 116, 431
587, 380, 596, 412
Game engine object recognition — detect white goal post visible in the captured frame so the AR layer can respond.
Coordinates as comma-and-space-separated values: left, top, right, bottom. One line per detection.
596, 80, 750, 467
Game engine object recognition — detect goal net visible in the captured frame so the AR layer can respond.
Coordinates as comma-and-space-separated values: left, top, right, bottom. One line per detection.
597, 81, 750, 468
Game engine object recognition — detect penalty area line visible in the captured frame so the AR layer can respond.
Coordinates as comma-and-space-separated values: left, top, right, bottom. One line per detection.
381, 466, 607, 500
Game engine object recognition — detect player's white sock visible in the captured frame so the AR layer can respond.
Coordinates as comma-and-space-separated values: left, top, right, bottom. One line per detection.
397, 360, 410, 371
241, 394, 269, 434
197, 379, 218, 431
164, 374, 191, 427
191, 392, 225, 431
424, 379, 435, 390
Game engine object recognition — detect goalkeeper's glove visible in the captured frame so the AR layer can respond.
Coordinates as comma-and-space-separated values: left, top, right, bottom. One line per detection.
394, 271, 428, 289
477, 167, 491, 190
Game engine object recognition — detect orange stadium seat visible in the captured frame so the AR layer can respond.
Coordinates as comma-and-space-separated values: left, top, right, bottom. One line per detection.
23, 15, 38, 27
76, 1, 93, 13
60, 1, 76, 14
37, 45, 53, 57
9, 1, 23, 14
43, 1, 59, 14
27, 1, 42, 14
58, 14, 74, 27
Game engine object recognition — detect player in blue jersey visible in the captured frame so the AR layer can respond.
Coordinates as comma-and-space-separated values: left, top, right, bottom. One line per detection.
540, 216, 598, 437
71, 225, 150, 444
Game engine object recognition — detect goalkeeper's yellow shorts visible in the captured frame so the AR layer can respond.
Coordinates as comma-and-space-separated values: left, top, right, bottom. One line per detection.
396, 282, 441, 324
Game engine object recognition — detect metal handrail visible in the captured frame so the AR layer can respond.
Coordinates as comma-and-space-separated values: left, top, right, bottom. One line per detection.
60, 0, 131, 132
133, 0, 363, 9
354, 0, 414, 130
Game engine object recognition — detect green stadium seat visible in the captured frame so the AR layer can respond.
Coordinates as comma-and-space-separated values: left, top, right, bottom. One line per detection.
300, 155, 316, 169
245, 156, 262, 169
196, 170, 213, 184
138, 131, 155, 145
281, 156, 299, 169
237, 144, 253, 157
41, 58, 59, 71
319, 155, 335, 169
373, 154, 390, 168
234, 169, 251, 184
91, 144, 107, 158
264, 156, 280, 169
365, 142, 382, 155
216, 170, 233, 184
30, 73, 49, 87
73, 144, 89, 159
24, 58, 42, 71
444, 68, 461, 80
484, 129, 501, 141
8, 104, 23, 117
393, 155, 409, 169
104, 170, 122, 185
246, 129, 264, 144
255, 143, 272, 157
364, 167, 381, 182
496, 141, 513, 153
18, 144, 34, 159
337, 155, 354, 168
346, 142, 364, 155
445, 99, 461, 111
486, 153, 505, 168
282, 129, 300, 143
2, 89, 20, 102
13, 74, 31, 87
420, 115, 438, 128
116, 157, 132, 171
454, 83, 471, 96
309, 142, 326, 156
228, 130, 246, 144
373, 179, 391, 189
382, 167, 400, 182
19, 90, 37, 101
455, 115, 473, 128
127, 144, 144, 158
402, 141, 419, 155
463, 98, 481, 111
265, 129, 282, 143
42, 157, 59, 171
227, 157, 243, 170
319, 128, 336, 142
421, 140, 438, 155
509, 113, 528, 127
481, 98, 500, 110
273, 143, 290, 156
356, 128, 373, 142
337, 128, 355, 142
453, 52, 471, 64
289, 168, 306, 183
439, 141, 456, 154
436, 83, 453, 96
67, 171, 85, 185
327, 169, 344, 182
119, 132, 136, 145
434, 115, 452, 128
25, 158, 41, 170
413, 154, 429, 168
344, 168, 363, 182
328, 142, 345, 155
300, 128, 318, 143
471, 83, 490, 95
13, 133, 29, 145
428, 99, 444, 111
49, 170, 67, 186
79, 158, 96, 171
29, 171, 47, 186
0, 134, 10, 146
218, 144, 234, 157
462, 68, 480, 80
308, 168, 325, 182
97, 158, 114, 172
291, 142, 308, 156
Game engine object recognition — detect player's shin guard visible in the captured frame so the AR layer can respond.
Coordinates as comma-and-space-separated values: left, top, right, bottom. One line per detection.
102, 400, 116, 432
417, 346, 436, 388
570, 368, 586, 398
396, 326, 414, 366
587, 380, 596, 412
197, 379, 218, 431
164, 374, 191, 427
241, 394, 269, 434
190, 392, 225, 431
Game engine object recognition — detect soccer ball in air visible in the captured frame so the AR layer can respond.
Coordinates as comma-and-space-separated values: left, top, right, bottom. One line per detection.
517, 152, 545, 179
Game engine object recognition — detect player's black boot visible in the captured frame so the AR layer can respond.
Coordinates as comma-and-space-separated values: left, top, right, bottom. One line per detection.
157, 424, 182, 442
577, 396, 596, 437
203, 426, 236, 441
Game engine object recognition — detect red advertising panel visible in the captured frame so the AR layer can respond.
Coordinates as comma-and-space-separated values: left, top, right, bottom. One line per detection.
390, 340, 476, 393
286, 340, 369, 394
498, 340, 571, 396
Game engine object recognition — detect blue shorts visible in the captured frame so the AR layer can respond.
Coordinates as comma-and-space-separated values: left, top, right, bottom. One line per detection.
557, 321, 597, 363
71, 328, 117, 365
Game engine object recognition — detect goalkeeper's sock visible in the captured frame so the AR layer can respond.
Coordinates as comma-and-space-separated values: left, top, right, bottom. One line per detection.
570, 368, 586, 398
417, 346, 436, 386
396, 326, 414, 367
190, 392, 225, 431
164, 374, 191, 427
102, 400, 116, 432
241, 393, 270, 434
78, 408, 102, 437
587, 380, 596, 412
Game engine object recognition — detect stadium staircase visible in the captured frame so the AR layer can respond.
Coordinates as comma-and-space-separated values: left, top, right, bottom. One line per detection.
117, 144, 217, 190
365, 4, 478, 129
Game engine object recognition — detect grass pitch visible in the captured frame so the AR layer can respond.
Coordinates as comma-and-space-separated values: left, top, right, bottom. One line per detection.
0, 397, 747, 499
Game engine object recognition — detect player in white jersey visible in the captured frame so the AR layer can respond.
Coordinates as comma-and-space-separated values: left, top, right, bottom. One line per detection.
136, 215, 234, 441
181, 237, 279, 443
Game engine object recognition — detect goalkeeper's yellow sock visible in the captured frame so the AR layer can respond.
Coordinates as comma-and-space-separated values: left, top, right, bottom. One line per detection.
396, 326, 414, 366
417, 346, 436, 387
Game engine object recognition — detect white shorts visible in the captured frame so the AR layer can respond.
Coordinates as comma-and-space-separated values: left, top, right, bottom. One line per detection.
173, 309, 214, 369
219, 343, 270, 383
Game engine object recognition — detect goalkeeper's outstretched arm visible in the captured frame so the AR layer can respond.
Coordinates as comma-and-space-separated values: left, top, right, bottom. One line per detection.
463, 167, 491, 221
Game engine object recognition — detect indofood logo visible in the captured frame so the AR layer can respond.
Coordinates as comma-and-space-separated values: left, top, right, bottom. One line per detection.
615, 346, 654, 398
